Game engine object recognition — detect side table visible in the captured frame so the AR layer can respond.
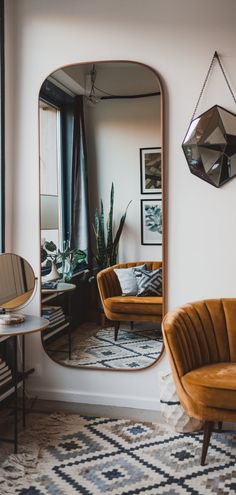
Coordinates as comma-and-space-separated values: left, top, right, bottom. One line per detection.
0, 315, 48, 453
41, 283, 76, 359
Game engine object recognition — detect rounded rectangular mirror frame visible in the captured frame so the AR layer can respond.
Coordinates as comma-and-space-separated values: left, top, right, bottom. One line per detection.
39, 60, 166, 372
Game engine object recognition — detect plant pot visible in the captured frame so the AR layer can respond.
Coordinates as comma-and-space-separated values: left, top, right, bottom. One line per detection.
42, 262, 60, 282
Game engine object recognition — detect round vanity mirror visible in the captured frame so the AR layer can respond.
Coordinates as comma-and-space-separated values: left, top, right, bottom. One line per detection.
0, 253, 36, 324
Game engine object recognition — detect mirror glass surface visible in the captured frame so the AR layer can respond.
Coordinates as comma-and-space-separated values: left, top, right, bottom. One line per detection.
0, 254, 35, 309
39, 61, 164, 370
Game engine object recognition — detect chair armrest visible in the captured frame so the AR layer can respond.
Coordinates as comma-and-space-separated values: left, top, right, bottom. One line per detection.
97, 267, 122, 302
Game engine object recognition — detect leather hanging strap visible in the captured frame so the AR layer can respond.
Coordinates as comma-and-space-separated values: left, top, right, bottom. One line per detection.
191, 51, 236, 121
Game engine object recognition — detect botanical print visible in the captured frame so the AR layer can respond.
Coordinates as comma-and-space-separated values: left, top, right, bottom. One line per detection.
141, 199, 162, 245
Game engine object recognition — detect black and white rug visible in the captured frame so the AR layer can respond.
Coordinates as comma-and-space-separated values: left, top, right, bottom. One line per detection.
1, 412, 236, 494
62, 323, 163, 369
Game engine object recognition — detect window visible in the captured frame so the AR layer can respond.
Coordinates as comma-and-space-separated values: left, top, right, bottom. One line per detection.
39, 100, 62, 249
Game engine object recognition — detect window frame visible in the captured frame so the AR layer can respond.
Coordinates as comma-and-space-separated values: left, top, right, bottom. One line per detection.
39, 99, 63, 249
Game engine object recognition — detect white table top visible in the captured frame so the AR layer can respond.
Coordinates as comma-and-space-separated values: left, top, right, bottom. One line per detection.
41, 282, 76, 294
0, 314, 49, 337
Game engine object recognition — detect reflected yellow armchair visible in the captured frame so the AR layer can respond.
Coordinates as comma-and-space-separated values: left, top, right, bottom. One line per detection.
162, 298, 236, 465
97, 261, 162, 340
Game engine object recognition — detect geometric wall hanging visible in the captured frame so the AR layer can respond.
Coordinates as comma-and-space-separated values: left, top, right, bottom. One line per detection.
182, 105, 236, 187
182, 51, 236, 187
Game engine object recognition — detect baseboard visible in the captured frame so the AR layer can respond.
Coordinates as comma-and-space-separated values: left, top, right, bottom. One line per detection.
28, 387, 161, 411
33, 398, 164, 423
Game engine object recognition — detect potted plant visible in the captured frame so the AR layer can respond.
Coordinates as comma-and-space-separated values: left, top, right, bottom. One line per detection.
57, 244, 87, 281
93, 182, 131, 271
90, 183, 131, 322
41, 241, 60, 281
41, 240, 86, 282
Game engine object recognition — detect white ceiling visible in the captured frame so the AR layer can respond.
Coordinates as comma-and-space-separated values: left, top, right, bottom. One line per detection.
49, 62, 160, 97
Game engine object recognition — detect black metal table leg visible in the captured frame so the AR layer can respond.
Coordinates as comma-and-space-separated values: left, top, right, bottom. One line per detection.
22, 335, 25, 427
13, 335, 18, 454
0, 315, 49, 453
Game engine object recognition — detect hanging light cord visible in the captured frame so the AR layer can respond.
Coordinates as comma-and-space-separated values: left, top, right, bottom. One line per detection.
88, 65, 160, 101
191, 51, 236, 121
88, 64, 97, 101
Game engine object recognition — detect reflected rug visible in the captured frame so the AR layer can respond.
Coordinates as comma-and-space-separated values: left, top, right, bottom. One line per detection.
62, 323, 163, 369
1, 412, 236, 494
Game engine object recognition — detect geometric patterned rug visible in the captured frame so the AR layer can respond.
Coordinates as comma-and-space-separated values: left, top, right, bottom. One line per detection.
1, 412, 236, 494
56, 323, 163, 369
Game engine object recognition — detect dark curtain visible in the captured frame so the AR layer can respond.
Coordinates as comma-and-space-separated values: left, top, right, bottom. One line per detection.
70, 96, 91, 264
61, 105, 74, 244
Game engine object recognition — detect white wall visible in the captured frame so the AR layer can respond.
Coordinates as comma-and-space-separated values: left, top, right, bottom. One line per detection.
85, 94, 161, 262
4, 0, 236, 410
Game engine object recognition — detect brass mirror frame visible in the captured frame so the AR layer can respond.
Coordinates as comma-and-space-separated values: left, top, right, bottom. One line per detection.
38, 60, 166, 371
0, 253, 36, 324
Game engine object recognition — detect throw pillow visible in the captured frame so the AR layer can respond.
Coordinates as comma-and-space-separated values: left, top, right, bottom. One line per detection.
114, 264, 146, 296
134, 267, 162, 296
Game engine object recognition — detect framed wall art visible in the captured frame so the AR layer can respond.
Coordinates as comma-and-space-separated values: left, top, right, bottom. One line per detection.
140, 147, 161, 194
141, 199, 162, 245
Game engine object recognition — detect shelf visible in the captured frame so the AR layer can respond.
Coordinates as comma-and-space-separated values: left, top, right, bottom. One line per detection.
42, 293, 60, 303
0, 336, 11, 343
0, 379, 23, 403
43, 321, 70, 341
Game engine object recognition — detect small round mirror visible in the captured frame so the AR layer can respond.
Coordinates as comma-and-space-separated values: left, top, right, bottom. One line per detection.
0, 253, 36, 324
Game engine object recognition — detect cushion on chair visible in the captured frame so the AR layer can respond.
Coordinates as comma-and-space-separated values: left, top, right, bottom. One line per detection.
134, 267, 162, 296
182, 363, 236, 410
114, 264, 146, 296
104, 296, 163, 316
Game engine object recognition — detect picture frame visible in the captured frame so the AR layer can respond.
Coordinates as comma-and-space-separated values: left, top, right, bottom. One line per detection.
140, 147, 162, 194
141, 199, 162, 245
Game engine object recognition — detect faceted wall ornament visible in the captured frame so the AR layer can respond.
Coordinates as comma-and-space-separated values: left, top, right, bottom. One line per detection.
182, 105, 236, 187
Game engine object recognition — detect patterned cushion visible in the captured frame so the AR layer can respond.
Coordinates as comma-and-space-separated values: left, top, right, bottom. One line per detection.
134, 268, 162, 296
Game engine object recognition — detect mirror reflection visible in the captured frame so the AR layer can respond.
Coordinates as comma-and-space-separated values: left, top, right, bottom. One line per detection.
39, 61, 164, 370
0, 254, 35, 310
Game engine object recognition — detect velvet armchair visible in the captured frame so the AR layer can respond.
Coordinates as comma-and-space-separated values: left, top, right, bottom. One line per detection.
162, 298, 236, 465
97, 261, 162, 340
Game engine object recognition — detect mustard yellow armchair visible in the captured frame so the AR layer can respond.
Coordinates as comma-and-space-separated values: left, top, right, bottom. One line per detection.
97, 261, 162, 340
162, 298, 236, 465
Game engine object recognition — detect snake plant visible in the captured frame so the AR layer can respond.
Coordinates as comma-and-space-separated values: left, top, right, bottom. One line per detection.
93, 183, 131, 269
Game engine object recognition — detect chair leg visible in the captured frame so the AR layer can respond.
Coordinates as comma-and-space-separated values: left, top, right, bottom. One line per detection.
100, 312, 106, 328
130, 321, 134, 330
114, 322, 120, 341
201, 421, 214, 466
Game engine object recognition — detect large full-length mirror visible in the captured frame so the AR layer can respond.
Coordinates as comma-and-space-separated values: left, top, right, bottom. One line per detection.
39, 61, 164, 370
